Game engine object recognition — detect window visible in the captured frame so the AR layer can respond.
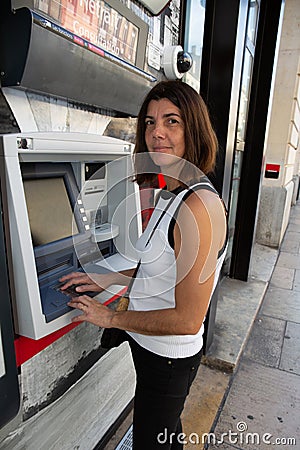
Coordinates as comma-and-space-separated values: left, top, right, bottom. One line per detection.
183, 0, 206, 91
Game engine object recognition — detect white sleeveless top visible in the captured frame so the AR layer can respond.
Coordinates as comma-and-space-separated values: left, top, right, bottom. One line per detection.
127, 180, 227, 358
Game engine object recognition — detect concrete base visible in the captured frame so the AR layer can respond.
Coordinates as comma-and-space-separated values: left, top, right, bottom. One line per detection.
256, 182, 293, 248
0, 343, 135, 450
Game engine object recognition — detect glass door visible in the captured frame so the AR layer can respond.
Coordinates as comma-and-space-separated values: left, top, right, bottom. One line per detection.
223, 0, 260, 274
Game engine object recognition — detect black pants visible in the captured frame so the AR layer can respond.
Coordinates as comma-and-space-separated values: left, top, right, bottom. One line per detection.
127, 335, 202, 450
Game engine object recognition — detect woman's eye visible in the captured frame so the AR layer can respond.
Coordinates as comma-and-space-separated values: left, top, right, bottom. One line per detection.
145, 120, 154, 126
167, 117, 181, 125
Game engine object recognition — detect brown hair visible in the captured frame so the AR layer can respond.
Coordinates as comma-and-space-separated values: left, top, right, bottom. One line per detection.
134, 80, 218, 186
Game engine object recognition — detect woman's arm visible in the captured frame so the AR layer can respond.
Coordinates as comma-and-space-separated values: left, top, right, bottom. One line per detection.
68, 190, 226, 335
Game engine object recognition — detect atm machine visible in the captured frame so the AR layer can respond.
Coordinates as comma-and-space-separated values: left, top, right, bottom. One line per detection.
0, 132, 141, 340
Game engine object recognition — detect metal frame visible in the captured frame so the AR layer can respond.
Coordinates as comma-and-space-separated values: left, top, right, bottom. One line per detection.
0, 183, 20, 429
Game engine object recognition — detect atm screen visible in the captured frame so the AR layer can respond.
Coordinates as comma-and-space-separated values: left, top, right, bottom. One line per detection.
23, 177, 79, 247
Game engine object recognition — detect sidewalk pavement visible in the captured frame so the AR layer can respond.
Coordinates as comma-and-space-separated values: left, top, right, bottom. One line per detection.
104, 201, 300, 450
204, 200, 300, 449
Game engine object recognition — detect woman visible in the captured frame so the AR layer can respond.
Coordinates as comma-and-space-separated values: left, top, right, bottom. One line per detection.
60, 80, 227, 449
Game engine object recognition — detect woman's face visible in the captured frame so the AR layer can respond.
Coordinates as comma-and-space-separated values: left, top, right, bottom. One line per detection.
144, 98, 185, 168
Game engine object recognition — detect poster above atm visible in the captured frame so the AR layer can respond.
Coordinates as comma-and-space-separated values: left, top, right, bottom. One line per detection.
11, 0, 148, 70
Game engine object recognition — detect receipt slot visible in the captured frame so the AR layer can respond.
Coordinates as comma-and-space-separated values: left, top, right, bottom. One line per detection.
0, 133, 141, 339
0, 183, 20, 429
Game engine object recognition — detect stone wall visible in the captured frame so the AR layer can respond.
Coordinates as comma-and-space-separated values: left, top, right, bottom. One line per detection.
256, 0, 300, 247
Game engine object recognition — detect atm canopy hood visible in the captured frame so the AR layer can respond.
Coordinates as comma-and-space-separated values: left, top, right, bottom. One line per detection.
0, 1, 156, 116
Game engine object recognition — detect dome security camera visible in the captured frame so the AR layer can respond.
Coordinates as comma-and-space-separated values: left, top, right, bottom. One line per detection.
162, 46, 193, 80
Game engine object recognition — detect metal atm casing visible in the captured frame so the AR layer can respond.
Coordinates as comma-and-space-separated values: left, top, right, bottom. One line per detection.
0, 183, 20, 429
0, 132, 141, 340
